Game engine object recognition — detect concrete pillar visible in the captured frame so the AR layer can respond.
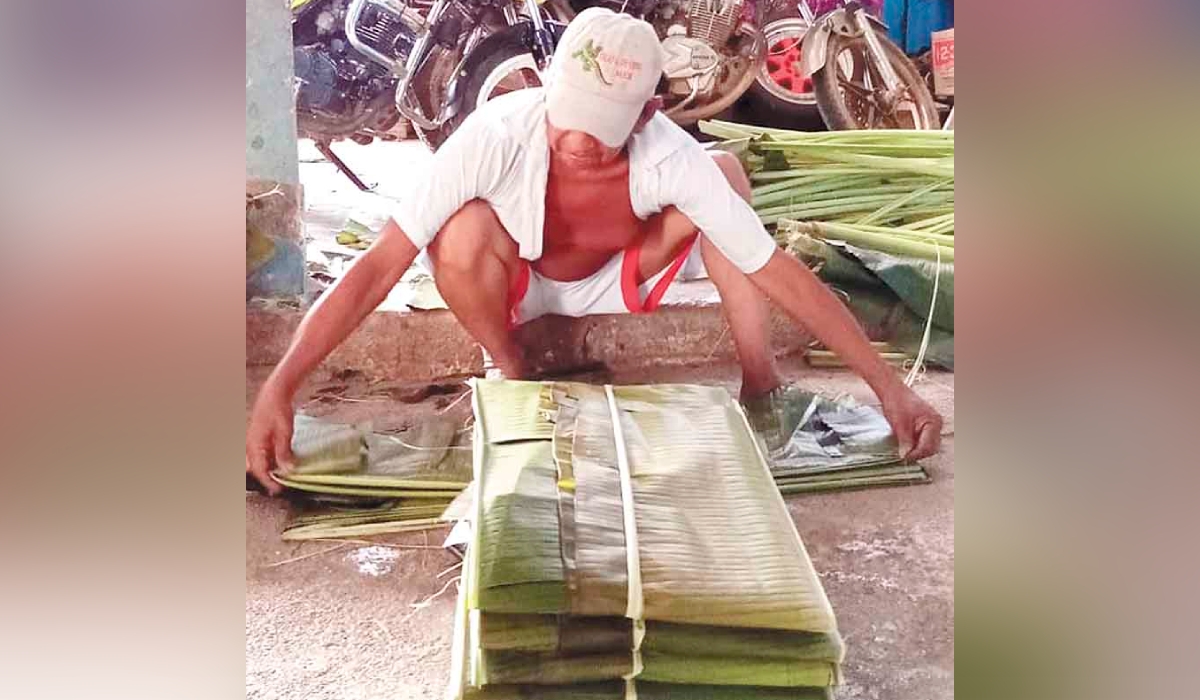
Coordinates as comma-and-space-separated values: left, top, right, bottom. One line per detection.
246, 0, 304, 299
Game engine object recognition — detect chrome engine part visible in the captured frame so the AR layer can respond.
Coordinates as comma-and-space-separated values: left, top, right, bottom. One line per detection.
686, 0, 743, 47
661, 25, 721, 96
659, 0, 745, 104
345, 0, 428, 68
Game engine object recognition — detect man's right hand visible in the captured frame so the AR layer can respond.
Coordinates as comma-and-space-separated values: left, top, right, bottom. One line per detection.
245, 384, 296, 496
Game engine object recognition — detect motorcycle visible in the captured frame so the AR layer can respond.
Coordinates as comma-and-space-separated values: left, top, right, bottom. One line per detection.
749, 0, 939, 129
291, 0, 567, 189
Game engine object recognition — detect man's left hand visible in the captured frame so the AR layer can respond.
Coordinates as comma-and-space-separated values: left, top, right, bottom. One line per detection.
879, 383, 943, 462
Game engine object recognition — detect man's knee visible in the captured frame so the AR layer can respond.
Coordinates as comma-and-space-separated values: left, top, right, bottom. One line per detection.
710, 151, 752, 203
427, 199, 509, 272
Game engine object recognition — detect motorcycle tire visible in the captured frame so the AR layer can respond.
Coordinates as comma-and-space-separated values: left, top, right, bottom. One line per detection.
421, 22, 566, 151
812, 29, 940, 130
745, 17, 822, 127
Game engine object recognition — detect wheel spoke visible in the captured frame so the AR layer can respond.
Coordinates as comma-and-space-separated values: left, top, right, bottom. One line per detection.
837, 77, 873, 97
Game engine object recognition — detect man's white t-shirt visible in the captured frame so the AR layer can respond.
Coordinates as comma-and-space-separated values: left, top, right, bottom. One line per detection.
392, 88, 777, 274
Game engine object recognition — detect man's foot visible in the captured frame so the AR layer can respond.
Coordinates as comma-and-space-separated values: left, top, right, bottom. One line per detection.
480, 344, 530, 381
739, 378, 784, 404
741, 384, 824, 454
741, 385, 788, 452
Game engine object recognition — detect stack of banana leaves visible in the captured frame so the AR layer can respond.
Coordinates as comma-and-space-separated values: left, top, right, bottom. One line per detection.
700, 121, 954, 369
447, 379, 847, 700
271, 414, 471, 540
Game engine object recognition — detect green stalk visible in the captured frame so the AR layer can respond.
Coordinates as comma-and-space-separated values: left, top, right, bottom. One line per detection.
753, 180, 932, 208
800, 219, 955, 239
856, 178, 953, 226
272, 475, 461, 499
701, 119, 954, 146
751, 167, 882, 182
282, 473, 467, 490
806, 351, 910, 368
833, 208, 955, 229
282, 518, 447, 540
884, 230, 954, 247
751, 173, 889, 199
904, 212, 956, 231
786, 221, 955, 262
776, 473, 930, 495
763, 151, 953, 178
756, 192, 934, 214
757, 143, 954, 159
757, 194, 952, 222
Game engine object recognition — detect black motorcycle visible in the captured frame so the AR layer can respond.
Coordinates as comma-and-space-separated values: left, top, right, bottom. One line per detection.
292, 0, 565, 189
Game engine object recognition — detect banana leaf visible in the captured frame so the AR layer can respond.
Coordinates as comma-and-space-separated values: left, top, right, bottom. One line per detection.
837, 243, 954, 332
281, 499, 452, 540
480, 614, 632, 654
479, 615, 843, 662
454, 380, 846, 695
481, 649, 837, 688
284, 414, 469, 486
289, 414, 366, 475
476, 439, 568, 614
465, 681, 833, 700
640, 652, 837, 687
275, 414, 471, 537
472, 380, 838, 633
837, 282, 955, 369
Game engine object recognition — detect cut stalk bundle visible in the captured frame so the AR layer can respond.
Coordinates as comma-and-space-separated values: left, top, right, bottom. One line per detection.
701, 121, 955, 371
699, 120, 954, 242
780, 220, 954, 263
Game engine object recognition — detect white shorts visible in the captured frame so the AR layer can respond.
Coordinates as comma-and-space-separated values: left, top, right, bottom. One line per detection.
415, 236, 700, 327
505, 236, 699, 327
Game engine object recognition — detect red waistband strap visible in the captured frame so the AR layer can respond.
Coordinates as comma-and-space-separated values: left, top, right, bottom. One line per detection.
507, 261, 531, 329
643, 235, 698, 313
622, 235, 699, 314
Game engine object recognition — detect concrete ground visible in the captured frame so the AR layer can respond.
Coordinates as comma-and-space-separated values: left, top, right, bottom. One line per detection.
246, 360, 953, 700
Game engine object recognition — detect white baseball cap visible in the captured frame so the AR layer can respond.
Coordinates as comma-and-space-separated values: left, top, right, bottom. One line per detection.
544, 8, 665, 148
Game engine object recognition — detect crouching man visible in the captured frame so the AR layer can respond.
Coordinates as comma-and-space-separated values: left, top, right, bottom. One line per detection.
246, 8, 941, 493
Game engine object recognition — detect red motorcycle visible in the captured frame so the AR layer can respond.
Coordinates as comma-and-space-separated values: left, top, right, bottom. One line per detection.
749, 0, 938, 129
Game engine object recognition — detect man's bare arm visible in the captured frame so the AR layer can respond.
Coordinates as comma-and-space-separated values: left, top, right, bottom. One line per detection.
264, 218, 418, 396
750, 249, 942, 460
246, 218, 418, 492
750, 250, 898, 395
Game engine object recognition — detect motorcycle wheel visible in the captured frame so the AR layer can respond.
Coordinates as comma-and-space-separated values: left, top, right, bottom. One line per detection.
421, 24, 565, 151
746, 18, 819, 122
812, 29, 939, 130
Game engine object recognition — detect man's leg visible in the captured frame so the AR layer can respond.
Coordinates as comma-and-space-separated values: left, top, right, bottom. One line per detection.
638, 152, 783, 400
426, 199, 527, 378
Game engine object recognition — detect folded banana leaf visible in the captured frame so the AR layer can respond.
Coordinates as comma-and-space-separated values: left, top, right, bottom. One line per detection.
281, 499, 451, 540
749, 385, 930, 492
481, 649, 838, 688
289, 414, 366, 475
838, 281, 954, 369
472, 381, 837, 632
451, 380, 845, 697
837, 243, 954, 333
480, 615, 843, 662
464, 682, 833, 700
283, 413, 469, 487
275, 413, 470, 538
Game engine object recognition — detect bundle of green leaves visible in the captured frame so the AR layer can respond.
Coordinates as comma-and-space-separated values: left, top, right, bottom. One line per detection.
447, 380, 848, 699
